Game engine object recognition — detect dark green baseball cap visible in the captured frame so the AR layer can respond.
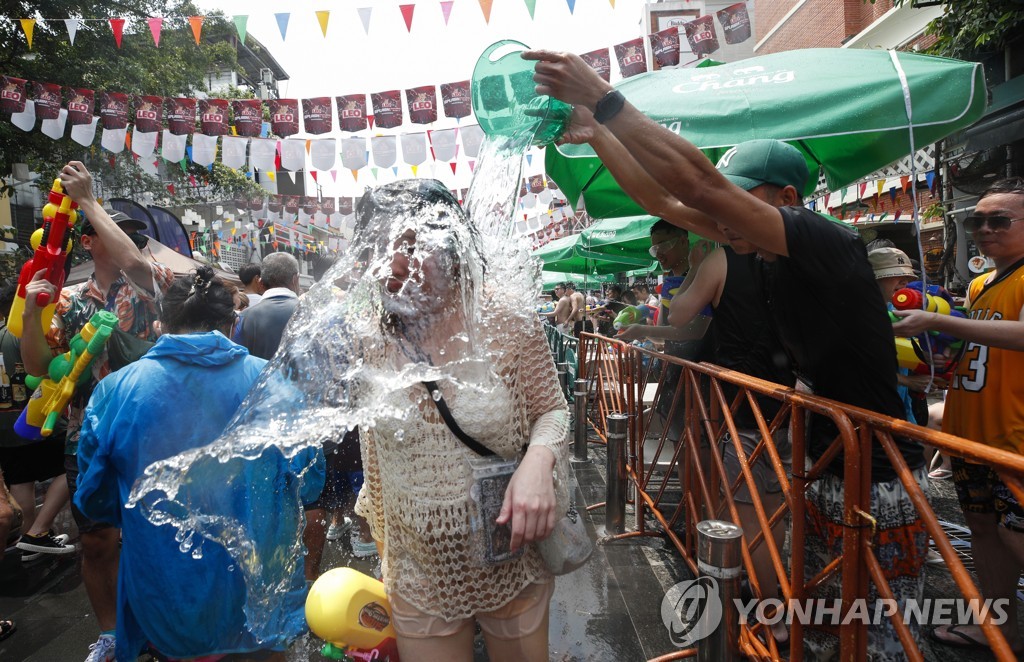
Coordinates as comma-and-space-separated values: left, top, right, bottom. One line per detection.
715, 139, 809, 192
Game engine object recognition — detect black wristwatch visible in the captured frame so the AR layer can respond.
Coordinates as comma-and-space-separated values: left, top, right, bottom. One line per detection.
593, 90, 626, 124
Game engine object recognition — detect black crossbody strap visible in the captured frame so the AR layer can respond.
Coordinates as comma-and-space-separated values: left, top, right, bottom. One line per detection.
422, 381, 496, 457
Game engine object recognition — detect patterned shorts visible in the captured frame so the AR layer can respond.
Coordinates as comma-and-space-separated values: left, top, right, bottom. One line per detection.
950, 457, 1024, 532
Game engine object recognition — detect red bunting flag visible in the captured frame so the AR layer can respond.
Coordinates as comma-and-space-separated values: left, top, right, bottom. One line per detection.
147, 17, 163, 47
400, 4, 415, 32
110, 18, 125, 48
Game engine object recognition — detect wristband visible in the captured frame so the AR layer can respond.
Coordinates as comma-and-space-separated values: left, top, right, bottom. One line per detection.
593, 90, 626, 124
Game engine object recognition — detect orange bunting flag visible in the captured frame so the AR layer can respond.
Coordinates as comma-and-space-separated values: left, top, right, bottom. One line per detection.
110, 18, 125, 48
19, 19, 35, 50
147, 17, 163, 47
189, 16, 204, 44
400, 4, 415, 32
478, 0, 493, 23
316, 10, 330, 37
609, 0, 615, 6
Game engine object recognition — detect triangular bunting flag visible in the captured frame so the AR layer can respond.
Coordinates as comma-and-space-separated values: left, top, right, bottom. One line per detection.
478, 0, 493, 23
19, 19, 35, 50
64, 18, 80, 45
400, 4, 415, 32
371, 167, 378, 180
351, 169, 359, 182
316, 10, 330, 37
357, 7, 372, 35
523, 0, 537, 19
450, 162, 457, 175
233, 15, 248, 42
167, 183, 175, 195
609, 0, 615, 6
565, 0, 577, 14
441, 1, 455, 24
876, 179, 885, 196
147, 17, 163, 47
189, 16, 204, 45
311, 171, 318, 183
411, 165, 418, 176
330, 170, 337, 182
110, 18, 125, 48
367, 114, 375, 129
275, 13, 290, 40
392, 166, 399, 176
889, 187, 898, 204
526, 153, 533, 166
900, 175, 910, 193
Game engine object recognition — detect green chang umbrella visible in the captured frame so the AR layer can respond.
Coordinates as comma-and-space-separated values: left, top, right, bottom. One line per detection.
547, 48, 987, 219
541, 271, 616, 290
532, 231, 659, 275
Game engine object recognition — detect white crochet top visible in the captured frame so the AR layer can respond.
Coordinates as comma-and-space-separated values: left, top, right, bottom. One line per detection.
355, 317, 570, 620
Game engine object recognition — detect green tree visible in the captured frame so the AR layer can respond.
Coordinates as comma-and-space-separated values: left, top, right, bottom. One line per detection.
925, 0, 1024, 60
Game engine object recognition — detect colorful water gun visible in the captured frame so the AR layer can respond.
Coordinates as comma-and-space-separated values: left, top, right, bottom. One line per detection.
890, 281, 966, 377
306, 567, 401, 661
613, 305, 655, 330
8, 178, 79, 338
14, 311, 117, 440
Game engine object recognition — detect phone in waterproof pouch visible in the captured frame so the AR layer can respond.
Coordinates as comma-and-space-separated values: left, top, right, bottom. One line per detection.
467, 456, 523, 566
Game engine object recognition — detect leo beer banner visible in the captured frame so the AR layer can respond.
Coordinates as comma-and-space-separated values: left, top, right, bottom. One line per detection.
302, 196, 319, 216
440, 81, 471, 119
166, 98, 196, 135
270, 99, 299, 137
248, 193, 264, 211
336, 94, 368, 132
99, 92, 130, 130
233, 194, 248, 211
133, 95, 163, 133
302, 96, 333, 134
580, 48, 612, 83
284, 195, 300, 215
320, 197, 336, 215
232, 99, 263, 137
614, 38, 648, 79
528, 174, 546, 193
0, 76, 27, 114
406, 85, 437, 125
66, 87, 94, 126
371, 90, 403, 129
199, 99, 228, 135
32, 81, 61, 120
268, 195, 283, 214
650, 27, 680, 70
684, 15, 720, 58
718, 2, 752, 44
338, 197, 353, 215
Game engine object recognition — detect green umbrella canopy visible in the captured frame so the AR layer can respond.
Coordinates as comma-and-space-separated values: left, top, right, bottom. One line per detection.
546, 48, 986, 219
540, 271, 617, 290
532, 231, 659, 275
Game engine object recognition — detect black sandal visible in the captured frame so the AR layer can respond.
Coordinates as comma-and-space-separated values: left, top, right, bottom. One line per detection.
0, 619, 16, 642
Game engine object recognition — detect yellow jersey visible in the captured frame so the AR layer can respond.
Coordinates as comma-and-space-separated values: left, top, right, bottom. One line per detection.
943, 265, 1024, 454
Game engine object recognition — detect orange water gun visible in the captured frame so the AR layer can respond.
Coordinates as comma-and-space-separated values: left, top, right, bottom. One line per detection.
8, 178, 78, 337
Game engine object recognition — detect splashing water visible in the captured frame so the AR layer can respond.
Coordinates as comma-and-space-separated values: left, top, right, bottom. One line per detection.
127, 131, 545, 643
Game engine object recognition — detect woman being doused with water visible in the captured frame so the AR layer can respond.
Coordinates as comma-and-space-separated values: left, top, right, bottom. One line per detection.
74, 265, 323, 662
351, 180, 569, 661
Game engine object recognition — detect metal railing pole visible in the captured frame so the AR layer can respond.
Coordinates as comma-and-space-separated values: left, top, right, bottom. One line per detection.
606, 414, 628, 534
572, 378, 589, 463
557, 362, 569, 402
697, 520, 743, 662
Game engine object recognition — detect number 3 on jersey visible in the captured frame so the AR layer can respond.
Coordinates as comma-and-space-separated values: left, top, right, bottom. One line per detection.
956, 342, 988, 392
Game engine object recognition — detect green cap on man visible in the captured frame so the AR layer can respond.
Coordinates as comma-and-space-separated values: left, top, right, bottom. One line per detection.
715, 139, 809, 193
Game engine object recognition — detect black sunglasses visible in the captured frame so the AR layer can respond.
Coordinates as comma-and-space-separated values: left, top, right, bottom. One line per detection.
963, 215, 1024, 234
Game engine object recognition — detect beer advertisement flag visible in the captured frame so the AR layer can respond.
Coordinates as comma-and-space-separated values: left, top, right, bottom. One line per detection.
65, 87, 94, 126
284, 195, 300, 215
684, 15, 720, 58
248, 193, 264, 211
650, 27, 681, 70
406, 85, 438, 124
614, 38, 647, 79
232, 99, 262, 137
401, 132, 427, 166
302, 96, 333, 134
336, 94, 368, 132
580, 48, 612, 82
302, 196, 319, 216
338, 197, 353, 215
341, 136, 368, 170
99, 92, 130, 130
371, 90, 403, 129
320, 197, 336, 216
233, 194, 248, 211
717, 2, 752, 44
461, 123, 484, 158
166, 97, 196, 135
280, 139, 306, 172
32, 81, 61, 121
371, 135, 397, 168
0, 76, 27, 114
199, 99, 228, 135
249, 138, 277, 172
268, 195, 283, 214
528, 174, 546, 193
269, 99, 299, 137
133, 95, 163, 133
309, 138, 336, 171
440, 81, 471, 119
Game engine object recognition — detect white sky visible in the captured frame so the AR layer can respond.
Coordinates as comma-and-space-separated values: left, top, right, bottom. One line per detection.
195, 0, 652, 200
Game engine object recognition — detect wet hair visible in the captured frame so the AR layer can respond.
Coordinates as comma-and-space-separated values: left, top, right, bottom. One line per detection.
238, 264, 261, 286
260, 253, 299, 289
651, 219, 687, 237
563, 281, 576, 291
607, 284, 623, 298
632, 282, 650, 294
621, 290, 638, 306
159, 265, 236, 334
0, 283, 16, 314
981, 177, 1024, 200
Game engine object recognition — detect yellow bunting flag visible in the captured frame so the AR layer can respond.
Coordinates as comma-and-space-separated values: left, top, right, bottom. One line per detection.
316, 10, 330, 37
609, 0, 615, 6
478, 0, 493, 23
20, 19, 35, 50
189, 16, 204, 45
411, 165, 418, 177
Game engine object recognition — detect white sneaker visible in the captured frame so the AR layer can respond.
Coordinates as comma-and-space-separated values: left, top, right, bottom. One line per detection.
350, 531, 378, 559
326, 518, 351, 541
84, 633, 116, 662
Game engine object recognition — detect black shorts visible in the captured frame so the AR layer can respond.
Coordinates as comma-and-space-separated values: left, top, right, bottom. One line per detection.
951, 457, 1024, 532
0, 436, 66, 485
65, 453, 115, 534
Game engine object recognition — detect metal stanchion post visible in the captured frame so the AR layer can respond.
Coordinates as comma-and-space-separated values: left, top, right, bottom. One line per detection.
697, 520, 743, 662
556, 362, 568, 401
606, 414, 628, 534
572, 379, 589, 464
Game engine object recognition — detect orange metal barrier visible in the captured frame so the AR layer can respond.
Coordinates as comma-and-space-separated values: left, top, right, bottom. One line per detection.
577, 332, 1024, 662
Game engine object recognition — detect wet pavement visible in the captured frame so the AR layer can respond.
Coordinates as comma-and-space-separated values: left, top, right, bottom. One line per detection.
2, 444, 1021, 661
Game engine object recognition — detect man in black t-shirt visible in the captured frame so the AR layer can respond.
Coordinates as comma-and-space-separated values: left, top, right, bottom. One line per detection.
519, 53, 927, 656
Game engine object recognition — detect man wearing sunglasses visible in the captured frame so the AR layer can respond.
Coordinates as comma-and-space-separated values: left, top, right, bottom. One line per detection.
894, 178, 1024, 653
19, 161, 174, 662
